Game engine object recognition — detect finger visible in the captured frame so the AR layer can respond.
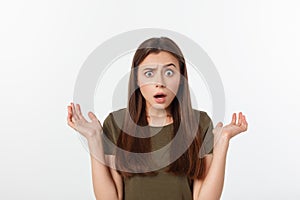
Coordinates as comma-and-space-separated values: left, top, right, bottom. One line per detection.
240, 114, 245, 126
75, 104, 84, 120
242, 115, 248, 130
213, 122, 223, 135
231, 113, 236, 125
67, 120, 75, 129
67, 106, 71, 121
67, 106, 75, 128
88, 111, 98, 122
216, 122, 223, 128
68, 105, 75, 122
67, 106, 73, 120
71, 102, 79, 120
237, 112, 242, 126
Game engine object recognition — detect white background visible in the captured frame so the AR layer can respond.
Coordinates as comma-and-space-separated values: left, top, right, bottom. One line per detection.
1, 0, 299, 199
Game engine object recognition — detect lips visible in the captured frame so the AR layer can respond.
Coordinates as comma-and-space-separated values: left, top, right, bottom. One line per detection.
154, 94, 167, 98
153, 92, 167, 103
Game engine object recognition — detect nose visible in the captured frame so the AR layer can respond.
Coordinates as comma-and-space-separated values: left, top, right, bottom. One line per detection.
156, 82, 165, 88
155, 74, 166, 88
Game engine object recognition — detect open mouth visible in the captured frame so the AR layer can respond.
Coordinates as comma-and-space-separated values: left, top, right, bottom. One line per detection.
154, 94, 167, 98
153, 93, 167, 103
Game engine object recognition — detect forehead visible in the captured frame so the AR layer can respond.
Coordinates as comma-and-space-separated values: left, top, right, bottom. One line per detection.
139, 51, 179, 66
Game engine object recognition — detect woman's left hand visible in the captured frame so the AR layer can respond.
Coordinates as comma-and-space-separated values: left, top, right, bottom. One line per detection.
213, 112, 248, 142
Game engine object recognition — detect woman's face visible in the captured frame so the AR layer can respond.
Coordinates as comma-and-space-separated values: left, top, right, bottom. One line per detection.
137, 51, 181, 112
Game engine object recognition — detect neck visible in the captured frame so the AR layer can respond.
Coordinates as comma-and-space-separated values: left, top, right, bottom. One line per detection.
145, 105, 171, 117
145, 104, 173, 126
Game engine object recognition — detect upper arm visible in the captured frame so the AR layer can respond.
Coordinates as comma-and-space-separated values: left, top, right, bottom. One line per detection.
105, 155, 123, 200
193, 154, 213, 200
200, 111, 214, 157
102, 112, 123, 199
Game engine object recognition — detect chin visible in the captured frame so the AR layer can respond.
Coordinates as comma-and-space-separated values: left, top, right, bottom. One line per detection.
151, 102, 172, 110
151, 104, 166, 110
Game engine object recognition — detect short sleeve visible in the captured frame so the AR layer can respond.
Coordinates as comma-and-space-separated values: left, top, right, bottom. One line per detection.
199, 111, 214, 157
101, 113, 120, 155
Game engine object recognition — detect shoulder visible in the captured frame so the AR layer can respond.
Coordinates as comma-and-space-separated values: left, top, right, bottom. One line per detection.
103, 108, 127, 127
191, 109, 213, 127
191, 109, 214, 142
102, 108, 127, 139
192, 109, 214, 155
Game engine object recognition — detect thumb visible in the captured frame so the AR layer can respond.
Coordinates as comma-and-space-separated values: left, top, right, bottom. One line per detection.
215, 122, 223, 128
88, 112, 98, 121
213, 122, 223, 135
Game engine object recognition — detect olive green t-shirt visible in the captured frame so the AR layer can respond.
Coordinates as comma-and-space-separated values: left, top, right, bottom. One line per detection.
101, 108, 214, 200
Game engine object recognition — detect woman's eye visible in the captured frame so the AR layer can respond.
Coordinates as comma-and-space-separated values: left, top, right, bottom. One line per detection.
165, 69, 174, 76
144, 71, 153, 77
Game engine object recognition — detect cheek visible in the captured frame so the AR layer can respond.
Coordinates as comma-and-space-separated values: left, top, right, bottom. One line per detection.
139, 85, 152, 97
166, 78, 180, 95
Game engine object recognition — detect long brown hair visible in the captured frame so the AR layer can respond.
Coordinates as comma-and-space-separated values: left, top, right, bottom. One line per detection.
115, 37, 206, 180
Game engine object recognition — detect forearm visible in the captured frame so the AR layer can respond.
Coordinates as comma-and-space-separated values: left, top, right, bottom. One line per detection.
88, 134, 118, 200
197, 137, 230, 200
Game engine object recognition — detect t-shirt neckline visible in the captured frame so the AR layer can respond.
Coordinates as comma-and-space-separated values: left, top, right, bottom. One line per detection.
148, 122, 173, 128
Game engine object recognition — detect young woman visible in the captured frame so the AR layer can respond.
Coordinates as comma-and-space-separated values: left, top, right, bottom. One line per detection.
67, 37, 248, 200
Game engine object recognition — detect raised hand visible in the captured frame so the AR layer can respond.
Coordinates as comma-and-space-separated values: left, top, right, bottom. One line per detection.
213, 112, 248, 143
67, 102, 102, 139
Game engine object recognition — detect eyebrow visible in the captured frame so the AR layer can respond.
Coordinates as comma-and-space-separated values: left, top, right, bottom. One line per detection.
163, 63, 176, 68
141, 63, 177, 70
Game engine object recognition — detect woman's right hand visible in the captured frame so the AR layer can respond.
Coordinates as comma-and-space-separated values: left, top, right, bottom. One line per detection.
67, 102, 102, 139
